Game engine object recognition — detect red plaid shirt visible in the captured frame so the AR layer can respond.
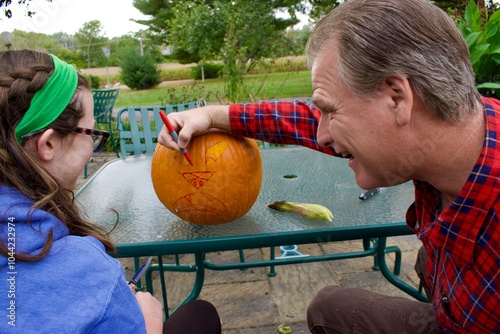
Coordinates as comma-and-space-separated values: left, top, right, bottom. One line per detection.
229, 97, 500, 333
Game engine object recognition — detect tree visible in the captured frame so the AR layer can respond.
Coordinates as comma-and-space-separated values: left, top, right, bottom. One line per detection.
434, 0, 499, 15
135, 0, 302, 101
55, 48, 86, 69
2, 29, 60, 51
74, 20, 107, 69
285, 25, 313, 56
107, 34, 140, 66
167, 1, 226, 81
133, 0, 304, 45
132, 0, 176, 46
119, 47, 161, 90
174, 1, 302, 101
1, 0, 37, 19
307, 0, 342, 22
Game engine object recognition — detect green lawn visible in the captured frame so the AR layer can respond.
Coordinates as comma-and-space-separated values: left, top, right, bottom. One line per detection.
114, 70, 313, 108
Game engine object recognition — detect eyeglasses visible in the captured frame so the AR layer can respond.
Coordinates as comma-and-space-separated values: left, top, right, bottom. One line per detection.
73, 127, 110, 153
20, 127, 110, 153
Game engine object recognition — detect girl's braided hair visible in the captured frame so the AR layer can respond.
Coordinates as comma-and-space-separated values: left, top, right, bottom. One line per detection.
0, 50, 115, 261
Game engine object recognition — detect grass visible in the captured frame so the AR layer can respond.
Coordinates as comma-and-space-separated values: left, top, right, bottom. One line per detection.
114, 70, 313, 108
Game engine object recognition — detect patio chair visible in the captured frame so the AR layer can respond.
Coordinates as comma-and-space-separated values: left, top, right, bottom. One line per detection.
92, 88, 120, 157
116, 102, 197, 157
83, 88, 120, 178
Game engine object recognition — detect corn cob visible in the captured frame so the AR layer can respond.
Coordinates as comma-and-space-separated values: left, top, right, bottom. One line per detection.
268, 201, 334, 221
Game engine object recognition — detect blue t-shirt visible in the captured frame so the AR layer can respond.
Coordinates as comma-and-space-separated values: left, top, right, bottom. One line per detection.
0, 185, 146, 333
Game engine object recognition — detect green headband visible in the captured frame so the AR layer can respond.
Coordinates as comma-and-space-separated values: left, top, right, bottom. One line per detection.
15, 54, 78, 144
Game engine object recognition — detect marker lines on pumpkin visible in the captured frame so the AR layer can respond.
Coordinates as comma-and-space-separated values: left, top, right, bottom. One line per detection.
173, 192, 229, 217
174, 140, 230, 216
181, 171, 214, 189
176, 140, 227, 189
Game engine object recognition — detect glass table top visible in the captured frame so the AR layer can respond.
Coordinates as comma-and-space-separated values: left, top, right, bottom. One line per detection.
76, 148, 414, 245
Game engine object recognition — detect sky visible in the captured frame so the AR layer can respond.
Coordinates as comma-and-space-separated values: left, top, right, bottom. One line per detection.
1, 0, 150, 38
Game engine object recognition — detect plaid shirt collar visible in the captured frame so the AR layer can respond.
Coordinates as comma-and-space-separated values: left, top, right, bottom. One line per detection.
412, 98, 500, 266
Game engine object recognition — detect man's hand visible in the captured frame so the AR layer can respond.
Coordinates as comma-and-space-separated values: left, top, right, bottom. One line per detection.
158, 105, 231, 150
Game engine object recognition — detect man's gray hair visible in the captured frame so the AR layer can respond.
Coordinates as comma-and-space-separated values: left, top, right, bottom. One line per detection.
306, 0, 481, 122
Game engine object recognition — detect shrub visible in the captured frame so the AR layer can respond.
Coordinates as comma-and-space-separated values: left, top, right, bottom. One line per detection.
159, 82, 217, 105
191, 62, 224, 80
248, 57, 308, 75
84, 74, 101, 89
456, 2, 500, 98
119, 49, 161, 90
160, 68, 194, 81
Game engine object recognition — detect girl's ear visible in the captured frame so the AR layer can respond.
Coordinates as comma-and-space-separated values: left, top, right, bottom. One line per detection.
384, 75, 413, 127
34, 129, 60, 162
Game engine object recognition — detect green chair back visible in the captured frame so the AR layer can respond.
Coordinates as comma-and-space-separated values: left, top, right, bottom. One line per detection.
116, 102, 197, 157
84, 88, 120, 178
92, 89, 119, 124
92, 88, 120, 157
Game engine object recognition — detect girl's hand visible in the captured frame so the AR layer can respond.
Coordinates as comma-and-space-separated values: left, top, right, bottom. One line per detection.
134, 291, 164, 334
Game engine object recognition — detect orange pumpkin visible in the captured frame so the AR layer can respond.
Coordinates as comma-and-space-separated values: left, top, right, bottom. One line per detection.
151, 132, 263, 225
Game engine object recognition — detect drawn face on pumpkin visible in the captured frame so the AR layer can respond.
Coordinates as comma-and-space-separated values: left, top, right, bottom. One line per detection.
172, 139, 231, 219
152, 133, 262, 225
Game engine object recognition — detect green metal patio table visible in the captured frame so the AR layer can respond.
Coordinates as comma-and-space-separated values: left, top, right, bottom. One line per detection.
76, 147, 425, 317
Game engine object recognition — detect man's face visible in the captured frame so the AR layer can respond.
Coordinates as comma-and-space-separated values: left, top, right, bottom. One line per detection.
311, 40, 410, 189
